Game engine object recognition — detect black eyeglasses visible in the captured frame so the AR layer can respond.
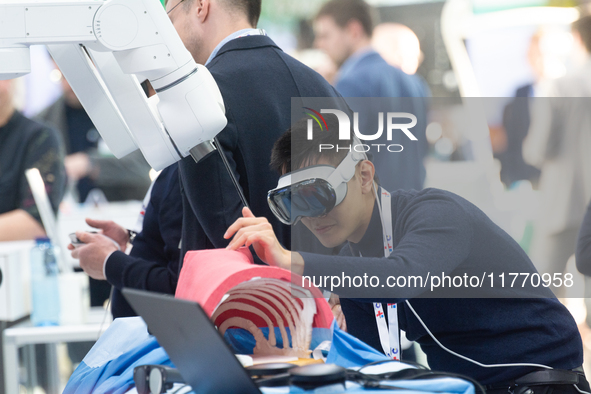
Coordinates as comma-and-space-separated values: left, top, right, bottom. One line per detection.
167, 0, 186, 15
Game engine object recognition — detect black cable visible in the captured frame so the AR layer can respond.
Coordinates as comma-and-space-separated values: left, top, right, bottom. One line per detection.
359, 359, 429, 372
98, 286, 114, 340
349, 360, 486, 394
409, 371, 487, 394
213, 137, 250, 209
253, 372, 291, 387
170, 384, 189, 394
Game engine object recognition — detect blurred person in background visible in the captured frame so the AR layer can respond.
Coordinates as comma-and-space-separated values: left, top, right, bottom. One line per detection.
577, 199, 591, 331
36, 69, 152, 309
524, 15, 591, 299
577, 203, 591, 271
372, 22, 423, 75
0, 79, 66, 394
36, 68, 151, 204
0, 79, 66, 241
498, 31, 544, 187
313, 0, 429, 193
293, 19, 339, 84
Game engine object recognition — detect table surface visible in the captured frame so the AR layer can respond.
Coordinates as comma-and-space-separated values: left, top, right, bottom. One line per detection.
3, 307, 112, 394
4, 307, 111, 342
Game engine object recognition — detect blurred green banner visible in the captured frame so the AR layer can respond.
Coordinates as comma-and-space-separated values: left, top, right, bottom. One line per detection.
473, 0, 576, 14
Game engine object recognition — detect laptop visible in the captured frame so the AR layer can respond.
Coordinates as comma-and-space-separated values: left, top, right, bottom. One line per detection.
122, 288, 262, 394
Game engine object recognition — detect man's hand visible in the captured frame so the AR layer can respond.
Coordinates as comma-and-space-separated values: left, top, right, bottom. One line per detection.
64, 152, 91, 181
225, 207, 304, 274
85, 218, 129, 251
69, 231, 119, 280
328, 293, 347, 332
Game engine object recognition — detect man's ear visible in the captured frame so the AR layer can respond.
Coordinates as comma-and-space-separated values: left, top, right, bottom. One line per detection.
196, 0, 210, 23
358, 160, 375, 194
346, 19, 366, 41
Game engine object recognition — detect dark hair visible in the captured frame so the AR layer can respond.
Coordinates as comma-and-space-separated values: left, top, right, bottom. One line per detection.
573, 14, 591, 53
221, 0, 262, 27
315, 0, 375, 37
270, 116, 348, 175
270, 116, 380, 185
177, 0, 261, 27
270, 115, 381, 186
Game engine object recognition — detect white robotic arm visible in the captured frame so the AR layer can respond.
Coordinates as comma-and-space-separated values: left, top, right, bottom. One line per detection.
0, 0, 227, 170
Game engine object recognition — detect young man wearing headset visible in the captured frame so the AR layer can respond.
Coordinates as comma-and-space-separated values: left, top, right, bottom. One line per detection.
224, 116, 588, 393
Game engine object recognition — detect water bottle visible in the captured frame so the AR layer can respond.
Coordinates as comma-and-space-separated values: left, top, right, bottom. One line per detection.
30, 238, 60, 326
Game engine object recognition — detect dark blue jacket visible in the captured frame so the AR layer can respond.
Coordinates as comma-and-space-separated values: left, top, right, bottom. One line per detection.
335, 50, 429, 192
106, 164, 182, 318
178, 35, 345, 258
301, 188, 583, 385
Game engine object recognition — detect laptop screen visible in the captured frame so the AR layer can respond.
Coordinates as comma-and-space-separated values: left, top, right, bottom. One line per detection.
122, 288, 262, 394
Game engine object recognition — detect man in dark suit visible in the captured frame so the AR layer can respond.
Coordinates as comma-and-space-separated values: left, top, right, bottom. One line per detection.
165, 0, 346, 258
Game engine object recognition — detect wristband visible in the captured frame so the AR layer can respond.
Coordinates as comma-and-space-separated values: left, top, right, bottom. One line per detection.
127, 229, 138, 244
